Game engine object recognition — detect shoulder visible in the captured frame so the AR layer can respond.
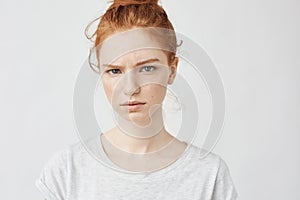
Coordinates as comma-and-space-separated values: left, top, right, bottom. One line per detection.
37, 147, 73, 179
35, 147, 71, 200
189, 145, 235, 178
187, 145, 238, 199
181, 145, 238, 199
186, 145, 236, 182
40, 140, 89, 168
35, 140, 92, 200
186, 144, 224, 170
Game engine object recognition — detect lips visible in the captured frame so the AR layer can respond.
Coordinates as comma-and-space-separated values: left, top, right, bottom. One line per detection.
120, 101, 146, 106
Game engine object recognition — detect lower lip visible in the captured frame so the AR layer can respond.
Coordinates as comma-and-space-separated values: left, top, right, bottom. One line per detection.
121, 103, 146, 111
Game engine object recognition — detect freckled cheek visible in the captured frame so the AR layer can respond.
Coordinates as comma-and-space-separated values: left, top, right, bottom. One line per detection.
102, 80, 118, 103
143, 85, 167, 103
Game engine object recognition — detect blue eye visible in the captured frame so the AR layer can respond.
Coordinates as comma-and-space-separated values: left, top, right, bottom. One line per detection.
107, 69, 121, 74
140, 65, 156, 72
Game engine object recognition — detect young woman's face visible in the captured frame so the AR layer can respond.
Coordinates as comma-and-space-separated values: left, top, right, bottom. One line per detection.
100, 48, 177, 124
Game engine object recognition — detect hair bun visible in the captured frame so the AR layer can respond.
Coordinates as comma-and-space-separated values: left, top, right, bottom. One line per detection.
112, 0, 159, 6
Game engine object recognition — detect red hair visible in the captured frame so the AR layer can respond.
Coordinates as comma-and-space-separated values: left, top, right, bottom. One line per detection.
85, 0, 179, 72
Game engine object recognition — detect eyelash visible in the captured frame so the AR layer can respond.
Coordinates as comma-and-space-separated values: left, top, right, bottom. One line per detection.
139, 65, 156, 72
106, 66, 156, 74
106, 69, 121, 74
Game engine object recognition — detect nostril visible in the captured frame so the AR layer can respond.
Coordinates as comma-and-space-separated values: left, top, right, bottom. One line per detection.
121, 74, 140, 95
123, 85, 141, 96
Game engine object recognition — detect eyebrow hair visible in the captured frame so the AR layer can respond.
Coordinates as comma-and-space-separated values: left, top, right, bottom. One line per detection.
103, 58, 160, 68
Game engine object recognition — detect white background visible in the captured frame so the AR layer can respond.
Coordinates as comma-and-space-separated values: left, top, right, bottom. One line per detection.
1, 0, 299, 199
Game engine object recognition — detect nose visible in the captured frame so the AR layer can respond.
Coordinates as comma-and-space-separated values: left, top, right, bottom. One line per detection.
122, 72, 141, 96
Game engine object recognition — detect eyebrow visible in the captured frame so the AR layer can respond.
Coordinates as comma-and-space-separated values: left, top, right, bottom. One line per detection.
102, 58, 160, 68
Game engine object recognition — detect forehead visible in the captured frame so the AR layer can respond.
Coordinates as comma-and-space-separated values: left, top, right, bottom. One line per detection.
98, 28, 170, 66
109, 49, 168, 66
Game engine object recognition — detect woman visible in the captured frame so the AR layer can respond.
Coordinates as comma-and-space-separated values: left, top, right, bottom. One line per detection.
36, 0, 238, 199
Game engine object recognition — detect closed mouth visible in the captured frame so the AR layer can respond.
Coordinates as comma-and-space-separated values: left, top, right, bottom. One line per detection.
120, 101, 146, 106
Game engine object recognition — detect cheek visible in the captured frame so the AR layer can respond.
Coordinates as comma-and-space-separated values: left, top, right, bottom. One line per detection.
102, 79, 117, 103
143, 84, 167, 103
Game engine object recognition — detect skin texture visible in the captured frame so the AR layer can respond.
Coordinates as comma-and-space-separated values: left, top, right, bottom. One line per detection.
99, 42, 186, 154
101, 49, 175, 124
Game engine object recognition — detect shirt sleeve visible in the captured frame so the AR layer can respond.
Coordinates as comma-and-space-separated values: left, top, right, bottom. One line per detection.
35, 148, 70, 200
211, 158, 238, 200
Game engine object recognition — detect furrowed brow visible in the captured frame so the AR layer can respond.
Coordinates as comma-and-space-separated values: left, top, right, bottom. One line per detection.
103, 58, 160, 68
134, 58, 160, 67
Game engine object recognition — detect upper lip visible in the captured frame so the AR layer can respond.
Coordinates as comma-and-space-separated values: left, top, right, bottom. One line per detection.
120, 101, 146, 106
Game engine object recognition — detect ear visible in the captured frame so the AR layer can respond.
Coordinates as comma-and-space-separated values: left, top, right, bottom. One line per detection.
168, 56, 179, 84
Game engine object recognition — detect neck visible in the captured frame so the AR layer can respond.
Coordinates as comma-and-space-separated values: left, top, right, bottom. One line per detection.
103, 106, 174, 153
103, 126, 174, 154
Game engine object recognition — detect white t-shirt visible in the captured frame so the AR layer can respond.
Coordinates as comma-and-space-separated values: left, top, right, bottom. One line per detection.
35, 134, 238, 200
